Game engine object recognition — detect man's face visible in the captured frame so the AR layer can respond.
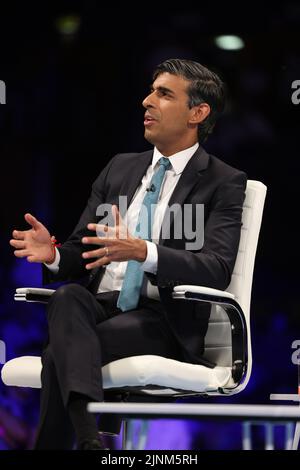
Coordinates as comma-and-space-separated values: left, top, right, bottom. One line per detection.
142, 72, 197, 155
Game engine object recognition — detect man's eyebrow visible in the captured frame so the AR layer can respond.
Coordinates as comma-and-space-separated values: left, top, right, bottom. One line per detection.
150, 85, 175, 96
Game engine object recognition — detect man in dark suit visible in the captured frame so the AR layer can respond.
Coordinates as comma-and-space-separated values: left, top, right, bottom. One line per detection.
10, 59, 247, 450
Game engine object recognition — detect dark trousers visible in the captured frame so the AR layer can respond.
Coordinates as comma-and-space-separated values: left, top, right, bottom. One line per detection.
34, 283, 182, 449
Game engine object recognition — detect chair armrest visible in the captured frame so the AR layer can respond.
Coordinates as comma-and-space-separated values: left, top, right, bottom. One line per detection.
172, 284, 247, 389
14, 288, 56, 303
173, 285, 235, 300
172, 284, 237, 308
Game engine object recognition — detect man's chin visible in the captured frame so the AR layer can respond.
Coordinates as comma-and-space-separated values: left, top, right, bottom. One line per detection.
144, 130, 156, 145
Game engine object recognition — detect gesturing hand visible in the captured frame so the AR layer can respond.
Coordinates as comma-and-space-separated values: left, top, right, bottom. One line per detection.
10, 213, 55, 263
82, 205, 147, 270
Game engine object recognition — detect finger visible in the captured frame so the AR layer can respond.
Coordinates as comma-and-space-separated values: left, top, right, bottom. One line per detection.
14, 249, 31, 258
82, 236, 106, 245
27, 255, 41, 263
87, 223, 112, 233
86, 222, 100, 233
12, 230, 26, 241
85, 257, 110, 270
112, 204, 121, 226
98, 224, 114, 235
112, 206, 130, 240
10, 239, 26, 249
82, 248, 106, 259
24, 213, 42, 230
82, 236, 116, 245
87, 223, 115, 238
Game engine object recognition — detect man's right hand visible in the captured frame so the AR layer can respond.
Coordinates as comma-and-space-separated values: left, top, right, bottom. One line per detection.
10, 213, 55, 264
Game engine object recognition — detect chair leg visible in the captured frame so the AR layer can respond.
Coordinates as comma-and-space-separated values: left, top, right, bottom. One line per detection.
285, 423, 294, 450
121, 419, 149, 450
136, 420, 149, 450
292, 422, 300, 450
242, 421, 252, 450
122, 420, 137, 450
128, 420, 138, 450
264, 423, 274, 450
122, 420, 128, 450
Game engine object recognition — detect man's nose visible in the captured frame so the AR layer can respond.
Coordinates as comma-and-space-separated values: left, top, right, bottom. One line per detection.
142, 93, 154, 109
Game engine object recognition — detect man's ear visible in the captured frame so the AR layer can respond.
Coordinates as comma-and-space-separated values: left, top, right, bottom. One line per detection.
189, 103, 211, 125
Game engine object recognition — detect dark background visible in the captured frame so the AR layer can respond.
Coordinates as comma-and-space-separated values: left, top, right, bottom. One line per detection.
0, 2, 300, 450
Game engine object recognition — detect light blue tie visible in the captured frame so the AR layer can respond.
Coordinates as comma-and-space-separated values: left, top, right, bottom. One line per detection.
117, 157, 171, 312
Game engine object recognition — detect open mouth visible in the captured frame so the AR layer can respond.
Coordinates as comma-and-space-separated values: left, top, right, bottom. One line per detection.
144, 115, 157, 126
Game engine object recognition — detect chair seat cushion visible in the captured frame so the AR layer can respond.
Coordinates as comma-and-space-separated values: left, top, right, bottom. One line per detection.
2, 356, 42, 388
1, 355, 232, 393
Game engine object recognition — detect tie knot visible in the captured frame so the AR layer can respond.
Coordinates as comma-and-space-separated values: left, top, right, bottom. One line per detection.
158, 157, 171, 170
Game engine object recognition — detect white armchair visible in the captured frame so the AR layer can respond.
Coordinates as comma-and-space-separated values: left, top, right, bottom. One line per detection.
1, 180, 267, 447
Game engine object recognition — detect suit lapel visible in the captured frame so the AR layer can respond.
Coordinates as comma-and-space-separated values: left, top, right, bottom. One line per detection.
119, 150, 153, 210
159, 146, 209, 244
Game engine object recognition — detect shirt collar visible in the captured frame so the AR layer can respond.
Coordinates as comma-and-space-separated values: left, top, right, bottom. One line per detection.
152, 142, 199, 175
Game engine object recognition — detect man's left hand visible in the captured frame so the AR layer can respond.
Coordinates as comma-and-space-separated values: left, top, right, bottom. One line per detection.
81, 205, 147, 270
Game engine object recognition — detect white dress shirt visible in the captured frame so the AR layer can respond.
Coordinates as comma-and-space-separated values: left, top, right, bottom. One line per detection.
46, 143, 199, 300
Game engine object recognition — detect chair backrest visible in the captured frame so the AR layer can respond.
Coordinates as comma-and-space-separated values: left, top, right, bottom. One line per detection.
228, 180, 267, 318
203, 180, 267, 387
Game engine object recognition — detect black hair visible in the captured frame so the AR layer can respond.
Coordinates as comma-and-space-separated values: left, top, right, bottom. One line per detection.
153, 58, 226, 143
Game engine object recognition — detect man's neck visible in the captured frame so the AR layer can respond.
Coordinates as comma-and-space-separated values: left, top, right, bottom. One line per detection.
156, 141, 199, 157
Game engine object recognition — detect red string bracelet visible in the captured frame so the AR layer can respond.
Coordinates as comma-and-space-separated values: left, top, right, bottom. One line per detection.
49, 236, 61, 264
51, 236, 62, 248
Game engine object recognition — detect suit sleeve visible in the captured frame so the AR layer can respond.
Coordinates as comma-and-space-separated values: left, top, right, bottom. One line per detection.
149, 170, 247, 290
42, 157, 116, 285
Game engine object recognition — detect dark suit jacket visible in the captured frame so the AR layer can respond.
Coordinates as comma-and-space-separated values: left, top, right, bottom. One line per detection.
43, 146, 247, 365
